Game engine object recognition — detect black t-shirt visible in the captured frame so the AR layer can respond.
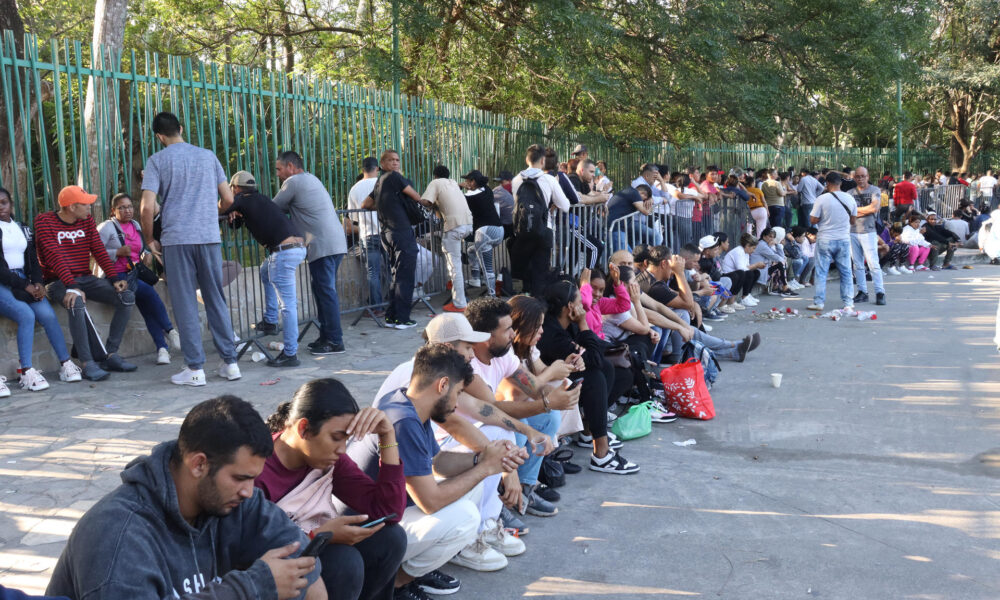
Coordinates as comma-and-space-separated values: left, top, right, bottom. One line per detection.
226, 191, 300, 248
635, 269, 655, 294
372, 171, 413, 232
568, 173, 591, 195
466, 188, 501, 230
648, 279, 678, 307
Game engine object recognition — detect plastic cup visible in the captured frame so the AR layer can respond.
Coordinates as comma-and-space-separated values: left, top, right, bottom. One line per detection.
770, 373, 783, 388
251, 352, 266, 362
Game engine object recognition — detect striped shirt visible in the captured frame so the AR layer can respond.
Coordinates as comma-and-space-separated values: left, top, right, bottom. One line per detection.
35, 212, 120, 286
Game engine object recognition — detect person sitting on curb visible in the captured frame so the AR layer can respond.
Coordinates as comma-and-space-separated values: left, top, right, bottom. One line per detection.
47, 395, 326, 600
351, 344, 526, 600
259, 379, 408, 600
223, 170, 307, 367
35, 185, 136, 381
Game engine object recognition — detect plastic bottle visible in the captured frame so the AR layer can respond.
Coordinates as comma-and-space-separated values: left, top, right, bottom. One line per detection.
856, 311, 877, 321
268, 341, 285, 351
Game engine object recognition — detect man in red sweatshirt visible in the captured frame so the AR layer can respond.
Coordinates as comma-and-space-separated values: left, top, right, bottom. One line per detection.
35, 186, 137, 381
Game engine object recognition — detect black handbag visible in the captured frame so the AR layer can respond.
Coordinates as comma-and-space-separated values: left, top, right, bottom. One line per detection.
538, 454, 566, 489
112, 221, 159, 286
603, 342, 631, 369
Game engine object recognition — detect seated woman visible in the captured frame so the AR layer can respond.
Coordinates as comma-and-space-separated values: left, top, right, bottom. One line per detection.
579, 265, 631, 340
260, 378, 407, 600
537, 280, 639, 475
901, 215, 933, 271
97, 193, 178, 364
751, 227, 799, 296
0, 187, 81, 395
881, 225, 910, 275
719, 233, 766, 307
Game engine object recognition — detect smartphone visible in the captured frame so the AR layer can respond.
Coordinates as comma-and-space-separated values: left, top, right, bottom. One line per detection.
567, 376, 584, 390
301, 531, 332, 557
361, 513, 397, 529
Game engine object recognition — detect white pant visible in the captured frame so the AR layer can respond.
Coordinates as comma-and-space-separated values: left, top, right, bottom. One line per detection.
439, 424, 515, 531
400, 482, 483, 577
442, 225, 472, 307
750, 207, 768, 236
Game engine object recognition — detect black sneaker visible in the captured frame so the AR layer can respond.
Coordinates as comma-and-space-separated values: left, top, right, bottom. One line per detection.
779, 289, 799, 297
746, 332, 762, 352
267, 351, 300, 367
101, 353, 137, 372
561, 460, 582, 474
589, 450, 640, 474
310, 342, 345, 355
535, 484, 560, 503
413, 570, 460, 595
307, 338, 328, 350
736, 339, 749, 363
876, 292, 886, 306
394, 582, 433, 600
254, 320, 278, 335
393, 319, 418, 330
853, 291, 869, 303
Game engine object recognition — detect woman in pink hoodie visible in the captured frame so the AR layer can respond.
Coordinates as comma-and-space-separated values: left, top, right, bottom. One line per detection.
579, 264, 632, 340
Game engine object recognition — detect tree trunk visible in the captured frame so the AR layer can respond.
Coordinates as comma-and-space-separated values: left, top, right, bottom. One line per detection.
79, 0, 128, 217
0, 0, 27, 210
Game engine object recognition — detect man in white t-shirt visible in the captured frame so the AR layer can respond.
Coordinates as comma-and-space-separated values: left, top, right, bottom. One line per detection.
510, 144, 571, 295
346, 157, 383, 307
421, 165, 474, 312
979, 169, 997, 198
807, 172, 857, 311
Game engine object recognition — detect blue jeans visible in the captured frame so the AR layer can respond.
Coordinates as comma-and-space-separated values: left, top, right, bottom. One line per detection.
813, 238, 853, 306
667, 309, 738, 360
632, 214, 664, 246
364, 235, 384, 307
262, 246, 307, 355
0, 278, 70, 368
470, 225, 504, 294
651, 326, 669, 364
134, 279, 174, 350
514, 410, 562, 486
308, 253, 344, 346
767, 205, 784, 231
797, 256, 816, 282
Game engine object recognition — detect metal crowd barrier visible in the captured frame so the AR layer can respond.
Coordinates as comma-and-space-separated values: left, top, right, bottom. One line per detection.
551, 204, 608, 278
916, 185, 970, 218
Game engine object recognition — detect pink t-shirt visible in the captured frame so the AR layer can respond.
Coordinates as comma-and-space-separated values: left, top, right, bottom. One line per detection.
114, 220, 142, 274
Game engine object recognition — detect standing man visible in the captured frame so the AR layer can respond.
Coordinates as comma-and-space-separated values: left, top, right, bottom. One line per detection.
848, 167, 886, 306
795, 168, 824, 229
492, 170, 516, 240
273, 151, 348, 355
362, 150, 430, 330
140, 112, 239, 387
978, 169, 997, 206
421, 165, 474, 313
806, 173, 858, 311
510, 145, 571, 296
35, 186, 136, 381
347, 157, 384, 310
760, 169, 785, 230
223, 171, 306, 367
892, 171, 918, 223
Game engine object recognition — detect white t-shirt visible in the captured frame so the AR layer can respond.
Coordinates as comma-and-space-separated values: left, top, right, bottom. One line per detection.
944, 218, 970, 241
979, 175, 997, 196
601, 310, 632, 342
347, 177, 379, 240
0, 219, 26, 270
810, 191, 857, 242
720, 246, 750, 272
511, 168, 571, 229
470, 349, 520, 394
374, 359, 413, 404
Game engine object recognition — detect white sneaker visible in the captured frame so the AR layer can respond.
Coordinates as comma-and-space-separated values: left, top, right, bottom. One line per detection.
466, 278, 482, 288
59, 360, 82, 383
886, 266, 900, 276
156, 347, 171, 365
449, 538, 508, 571
218, 362, 242, 381
481, 519, 525, 557
904, 267, 915, 274
718, 305, 736, 314
806, 303, 824, 311
0, 376, 10, 398
802, 281, 813, 287
731, 302, 747, 311
743, 294, 759, 306
19, 368, 49, 392
171, 367, 206, 386
702, 323, 713, 332
167, 329, 182, 350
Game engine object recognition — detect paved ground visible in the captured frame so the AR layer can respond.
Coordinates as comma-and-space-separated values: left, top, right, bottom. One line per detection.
2, 260, 1000, 599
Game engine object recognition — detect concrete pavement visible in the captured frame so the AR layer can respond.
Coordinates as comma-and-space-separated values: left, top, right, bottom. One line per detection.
1, 264, 999, 599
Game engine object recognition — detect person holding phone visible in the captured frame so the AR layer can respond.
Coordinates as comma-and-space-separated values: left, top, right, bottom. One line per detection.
259, 379, 407, 600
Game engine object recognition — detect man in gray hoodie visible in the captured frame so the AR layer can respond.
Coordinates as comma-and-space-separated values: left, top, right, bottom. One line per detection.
47, 396, 326, 600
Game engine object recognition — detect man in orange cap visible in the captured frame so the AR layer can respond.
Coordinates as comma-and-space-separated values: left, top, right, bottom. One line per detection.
35, 185, 137, 381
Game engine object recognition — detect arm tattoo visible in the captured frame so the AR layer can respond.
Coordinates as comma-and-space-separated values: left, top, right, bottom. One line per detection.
508, 366, 541, 400
502, 418, 518, 431
479, 403, 495, 418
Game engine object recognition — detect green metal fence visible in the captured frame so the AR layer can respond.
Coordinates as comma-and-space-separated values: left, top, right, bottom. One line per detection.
0, 31, 995, 223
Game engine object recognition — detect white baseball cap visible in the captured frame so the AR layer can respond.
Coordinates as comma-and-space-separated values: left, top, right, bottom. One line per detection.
698, 235, 720, 250
424, 313, 490, 344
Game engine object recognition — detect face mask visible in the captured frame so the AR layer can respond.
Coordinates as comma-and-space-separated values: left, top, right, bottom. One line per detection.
595, 168, 602, 177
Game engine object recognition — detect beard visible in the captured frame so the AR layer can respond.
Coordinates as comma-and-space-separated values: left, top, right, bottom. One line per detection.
488, 340, 512, 358
197, 474, 238, 518
430, 395, 453, 424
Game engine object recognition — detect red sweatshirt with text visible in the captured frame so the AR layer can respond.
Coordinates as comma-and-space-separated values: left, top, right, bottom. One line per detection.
34, 212, 120, 287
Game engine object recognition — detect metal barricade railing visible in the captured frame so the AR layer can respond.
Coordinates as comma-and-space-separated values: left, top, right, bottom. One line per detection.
338, 208, 390, 324
916, 185, 970, 218
671, 199, 696, 251
551, 204, 608, 277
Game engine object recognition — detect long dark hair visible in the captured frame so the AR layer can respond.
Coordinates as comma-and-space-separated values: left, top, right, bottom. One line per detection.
543, 280, 579, 319
266, 378, 359, 435
509, 295, 546, 361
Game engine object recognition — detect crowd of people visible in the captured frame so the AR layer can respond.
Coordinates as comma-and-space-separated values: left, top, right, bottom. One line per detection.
2, 116, 999, 600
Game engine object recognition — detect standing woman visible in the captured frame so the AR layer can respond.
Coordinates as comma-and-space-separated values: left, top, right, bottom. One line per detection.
0, 187, 81, 395
98, 193, 179, 364
462, 169, 504, 296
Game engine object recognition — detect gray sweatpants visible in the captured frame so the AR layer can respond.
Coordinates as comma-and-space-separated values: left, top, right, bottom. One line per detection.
46, 274, 132, 363
164, 244, 236, 369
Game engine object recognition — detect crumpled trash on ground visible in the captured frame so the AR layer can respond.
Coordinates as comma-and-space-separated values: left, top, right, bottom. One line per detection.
815, 308, 877, 321
752, 306, 801, 321
673, 439, 697, 447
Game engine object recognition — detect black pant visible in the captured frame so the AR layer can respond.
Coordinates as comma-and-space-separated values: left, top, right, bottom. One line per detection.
381, 228, 417, 322
929, 241, 955, 266
723, 270, 756, 297
319, 523, 407, 600
891, 204, 913, 224
579, 353, 632, 439
509, 231, 552, 295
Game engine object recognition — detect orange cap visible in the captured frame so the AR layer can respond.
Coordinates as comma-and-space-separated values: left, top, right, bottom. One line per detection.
58, 185, 98, 207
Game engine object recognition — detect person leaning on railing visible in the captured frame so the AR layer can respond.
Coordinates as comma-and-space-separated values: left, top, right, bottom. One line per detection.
346, 157, 384, 311
461, 169, 504, 298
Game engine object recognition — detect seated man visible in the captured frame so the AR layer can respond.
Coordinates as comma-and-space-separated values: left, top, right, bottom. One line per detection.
223, 171, 307, 366
353, 345, 524, 600
35, 185, 136, 381
47, 396, 325, 600
678, 243, 726, 320
922, 211, 961, 270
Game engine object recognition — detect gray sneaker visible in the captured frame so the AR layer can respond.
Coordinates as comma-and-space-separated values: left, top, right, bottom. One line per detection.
523, 484, 558, 517
101, 353, 137, 372
499, 506, 529, 536
81, 362, 110, 381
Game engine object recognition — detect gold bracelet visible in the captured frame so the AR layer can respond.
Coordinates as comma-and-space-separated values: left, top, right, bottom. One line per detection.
378, 442, 399, 450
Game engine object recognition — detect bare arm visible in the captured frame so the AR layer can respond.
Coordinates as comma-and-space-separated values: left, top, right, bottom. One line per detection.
217, 182, 234, 213
140, 190, 158, 247
403, 185, 433, 208
438, 408, 490, 452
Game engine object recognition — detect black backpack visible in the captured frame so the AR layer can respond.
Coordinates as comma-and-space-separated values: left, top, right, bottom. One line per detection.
513, 176, 548, 236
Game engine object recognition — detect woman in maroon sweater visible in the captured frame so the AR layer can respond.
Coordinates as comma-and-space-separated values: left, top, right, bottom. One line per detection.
259, 378, 407, 600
